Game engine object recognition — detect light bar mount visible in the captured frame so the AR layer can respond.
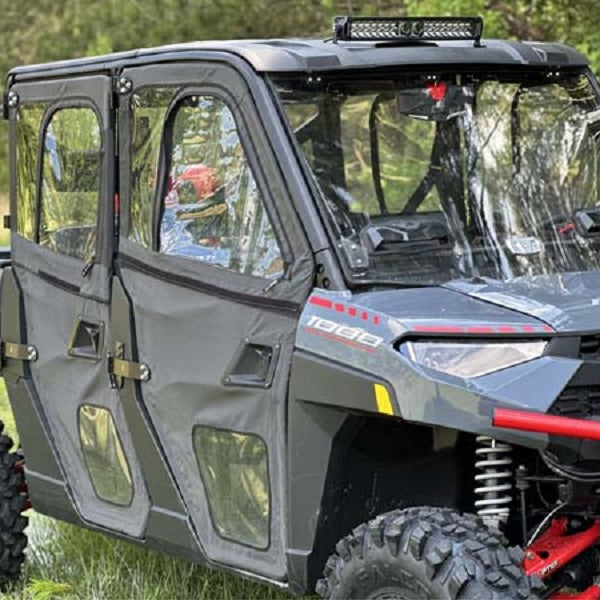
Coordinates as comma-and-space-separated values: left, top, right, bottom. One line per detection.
333, 16, 483, 46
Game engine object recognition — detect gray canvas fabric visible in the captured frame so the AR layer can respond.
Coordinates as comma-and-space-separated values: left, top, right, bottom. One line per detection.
118, 238, 294, 578
13, 258, 150, 536
112, 60, 315, 578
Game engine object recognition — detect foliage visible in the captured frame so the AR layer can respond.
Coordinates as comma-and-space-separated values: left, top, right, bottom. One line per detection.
0, 0, 599, 196
26, 579, 73, 600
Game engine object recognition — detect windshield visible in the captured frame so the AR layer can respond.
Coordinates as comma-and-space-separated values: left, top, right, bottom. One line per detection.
273, 71, 600, 286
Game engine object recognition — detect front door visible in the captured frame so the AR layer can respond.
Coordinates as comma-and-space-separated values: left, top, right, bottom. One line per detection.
6, 75, 150, 535
112, 60, 313, 578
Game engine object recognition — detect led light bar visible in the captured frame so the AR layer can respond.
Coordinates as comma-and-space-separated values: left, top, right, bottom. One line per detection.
333, 16, 483, 45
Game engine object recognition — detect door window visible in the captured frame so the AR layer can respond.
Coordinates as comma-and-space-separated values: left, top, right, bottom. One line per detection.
79, 405, 133, 507
16, 103, 49, 240
130, 88, 176, 248
130, 91, 283, 280
39, 107, 101, 260
193, 426, 269, 548
162, 96, 283, 279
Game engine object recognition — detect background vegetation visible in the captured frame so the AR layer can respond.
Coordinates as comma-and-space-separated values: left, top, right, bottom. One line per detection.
0, 0, 599, 597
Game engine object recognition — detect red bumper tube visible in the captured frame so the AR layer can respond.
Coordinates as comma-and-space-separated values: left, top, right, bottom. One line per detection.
493, 408, 600, 441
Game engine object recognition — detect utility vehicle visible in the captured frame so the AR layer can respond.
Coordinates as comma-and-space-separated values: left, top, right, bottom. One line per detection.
2, 15, 600, 599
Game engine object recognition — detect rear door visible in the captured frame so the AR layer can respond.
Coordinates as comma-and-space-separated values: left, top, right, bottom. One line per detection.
6, 75, 150, 535
112, 60, 314, 578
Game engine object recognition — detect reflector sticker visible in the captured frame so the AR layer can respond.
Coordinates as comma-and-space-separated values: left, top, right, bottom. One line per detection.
374, 384, 393, 415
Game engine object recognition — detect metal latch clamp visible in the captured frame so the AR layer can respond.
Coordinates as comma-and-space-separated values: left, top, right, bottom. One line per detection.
107, 342, 150, 388
1, 341, 37, 365
111, 356, 150, 381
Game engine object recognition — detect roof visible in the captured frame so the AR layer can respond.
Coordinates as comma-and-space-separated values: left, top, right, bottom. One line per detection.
8, 38, 589, 81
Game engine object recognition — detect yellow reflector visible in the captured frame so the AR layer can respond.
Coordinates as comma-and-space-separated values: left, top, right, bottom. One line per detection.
374, 384, 393, 416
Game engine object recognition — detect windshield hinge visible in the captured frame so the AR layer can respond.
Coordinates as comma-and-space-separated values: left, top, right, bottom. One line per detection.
107, 341, 150, 388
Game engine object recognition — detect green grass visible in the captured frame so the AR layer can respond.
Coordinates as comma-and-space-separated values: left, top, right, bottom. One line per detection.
0, 383, 296, 599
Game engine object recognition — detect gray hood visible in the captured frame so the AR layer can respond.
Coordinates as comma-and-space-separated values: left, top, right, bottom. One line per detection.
444, 272, 600, 332
355, 272, 600, 333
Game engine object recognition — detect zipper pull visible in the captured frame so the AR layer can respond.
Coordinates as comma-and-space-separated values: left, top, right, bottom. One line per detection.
82, 255, 95, 278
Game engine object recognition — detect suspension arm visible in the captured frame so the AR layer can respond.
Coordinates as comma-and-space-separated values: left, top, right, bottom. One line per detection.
524, 518, 600, 579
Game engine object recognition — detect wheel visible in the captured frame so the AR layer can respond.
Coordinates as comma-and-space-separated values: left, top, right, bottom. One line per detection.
0, 422, 28, 590
316, 507, 544, 600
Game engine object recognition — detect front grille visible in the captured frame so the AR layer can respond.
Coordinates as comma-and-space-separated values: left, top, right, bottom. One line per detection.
579, 334, 600, 360
550, 386, 600, 419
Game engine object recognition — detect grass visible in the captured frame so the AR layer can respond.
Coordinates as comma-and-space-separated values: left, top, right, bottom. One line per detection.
0, 382, 296, 599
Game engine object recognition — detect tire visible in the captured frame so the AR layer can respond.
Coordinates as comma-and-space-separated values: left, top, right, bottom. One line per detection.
0, 422, 28, 590
316, 507, 544, 600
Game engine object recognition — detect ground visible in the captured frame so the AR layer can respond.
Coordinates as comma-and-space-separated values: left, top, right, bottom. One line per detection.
0, 383, 295, 599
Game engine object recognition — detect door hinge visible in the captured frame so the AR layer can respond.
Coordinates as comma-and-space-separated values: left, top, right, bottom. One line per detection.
1, 341, 37, 365
107, 342, 150, 388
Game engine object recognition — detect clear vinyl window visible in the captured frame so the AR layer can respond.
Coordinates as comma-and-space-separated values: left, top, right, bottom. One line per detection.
275, 73, 600, 286
15, 103, 49, 240
39, 107, 101, 260
159, 95, 283, 279
130, 87, 176, 248
79, 405, 133, 507
193, 426, 269, 549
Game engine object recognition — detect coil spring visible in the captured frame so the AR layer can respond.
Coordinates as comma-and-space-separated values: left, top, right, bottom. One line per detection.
474, 436, 513, 523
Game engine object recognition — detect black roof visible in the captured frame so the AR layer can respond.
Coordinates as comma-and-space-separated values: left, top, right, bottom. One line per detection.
8, 38, 589, 81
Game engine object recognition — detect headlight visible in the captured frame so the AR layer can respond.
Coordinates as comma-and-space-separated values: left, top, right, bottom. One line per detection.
403, 340, 548, 379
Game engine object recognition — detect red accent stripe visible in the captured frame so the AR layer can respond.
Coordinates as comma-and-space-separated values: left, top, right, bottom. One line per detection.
309, 296, 333, 309
413, 325, 464, 333
494, 408, 600, 442
361, 311, 369, 321
334, 303, 345, 313
521, 325, 536, 333
497, 326, 516, 333
348, 307, 357, 317
466, 326, 494, 334
542, 325, 554, 333
373, 315, 380, 325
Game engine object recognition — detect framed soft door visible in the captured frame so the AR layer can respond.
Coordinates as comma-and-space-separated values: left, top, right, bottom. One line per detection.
5, 75, 150, 536
113, 60, 314, 578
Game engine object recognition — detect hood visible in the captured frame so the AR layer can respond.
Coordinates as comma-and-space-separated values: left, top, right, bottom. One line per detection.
354, 271, 600, 333
443, 272, 600, 332
354, 286, 545, 329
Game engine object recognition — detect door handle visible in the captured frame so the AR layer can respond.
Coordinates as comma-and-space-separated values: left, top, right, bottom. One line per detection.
67, 317, 104, 360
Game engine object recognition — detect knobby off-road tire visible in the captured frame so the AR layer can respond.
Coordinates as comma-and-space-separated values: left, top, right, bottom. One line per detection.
0, 422, 28, 590
317, 507, 544, 600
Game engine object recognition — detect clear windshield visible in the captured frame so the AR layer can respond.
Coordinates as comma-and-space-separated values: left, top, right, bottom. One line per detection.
274, 71, 600, 286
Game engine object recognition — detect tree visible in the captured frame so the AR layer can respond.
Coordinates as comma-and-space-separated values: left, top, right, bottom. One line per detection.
0, 0, 599, 193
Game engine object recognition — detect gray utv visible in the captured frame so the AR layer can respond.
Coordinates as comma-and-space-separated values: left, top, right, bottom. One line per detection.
2, 15, 600, 599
